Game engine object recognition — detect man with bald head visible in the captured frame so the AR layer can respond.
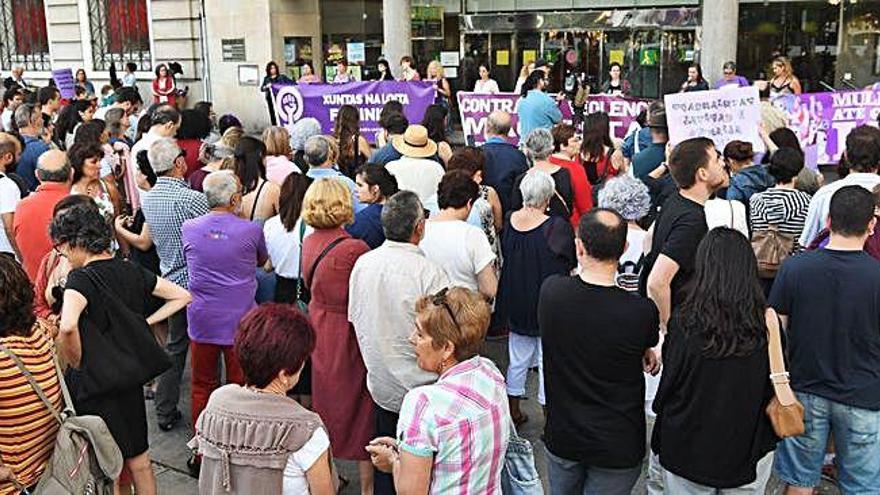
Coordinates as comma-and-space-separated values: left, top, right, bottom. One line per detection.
481, 110, 528, 214
539, 208, 660, 494
13, 148, 71, 280
0, 132, 22, 260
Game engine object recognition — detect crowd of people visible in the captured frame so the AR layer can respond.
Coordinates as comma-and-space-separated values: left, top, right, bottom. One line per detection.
0, 57, 879, 495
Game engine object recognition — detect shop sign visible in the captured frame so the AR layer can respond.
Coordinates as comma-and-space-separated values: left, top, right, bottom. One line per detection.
347, 43, 365, 64
222, 38, 246, 62
639, 49, 659, 66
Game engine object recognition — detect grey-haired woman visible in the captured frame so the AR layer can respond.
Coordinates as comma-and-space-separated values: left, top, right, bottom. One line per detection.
598, 175, 652, 293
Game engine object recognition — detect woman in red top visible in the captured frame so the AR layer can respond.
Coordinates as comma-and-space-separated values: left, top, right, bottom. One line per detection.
550, 124, 592, 229
151, 64, 177, 107
580, 112, 619, 201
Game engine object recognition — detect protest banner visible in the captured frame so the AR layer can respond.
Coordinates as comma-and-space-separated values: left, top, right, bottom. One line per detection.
773, 89, 880, 166
51, 68, 76, 99
664, 86, 763, 153
272, 81, 436, 143
457, 92, 649, 145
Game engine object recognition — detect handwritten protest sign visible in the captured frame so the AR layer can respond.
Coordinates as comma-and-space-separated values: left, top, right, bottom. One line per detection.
664, 86, 763, 152
51, 68, 76, 99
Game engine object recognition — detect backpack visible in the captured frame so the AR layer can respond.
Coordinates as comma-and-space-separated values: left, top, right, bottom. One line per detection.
0, 343, 123, 495
752, 224, 795, 278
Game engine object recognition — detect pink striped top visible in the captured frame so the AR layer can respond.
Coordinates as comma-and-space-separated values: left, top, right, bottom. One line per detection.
397, 356, 511, 494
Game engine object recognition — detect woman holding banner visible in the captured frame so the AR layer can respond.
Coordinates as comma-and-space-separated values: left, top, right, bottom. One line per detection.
474, 65, 500, 94
261, 61, 292, 126
601, 62, 632, 96
769, 56, 802, 97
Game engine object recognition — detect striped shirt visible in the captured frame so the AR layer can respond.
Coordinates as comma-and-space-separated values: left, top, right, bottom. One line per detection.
750, 187, 812, 252
140, 176, 210, 288
0, 320, 61, 494
397, 356, 511, 495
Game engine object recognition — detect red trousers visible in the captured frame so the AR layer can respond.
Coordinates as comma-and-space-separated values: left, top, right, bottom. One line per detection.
190, 342, 245, 427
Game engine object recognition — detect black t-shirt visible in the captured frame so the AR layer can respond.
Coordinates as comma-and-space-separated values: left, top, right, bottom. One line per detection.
769, 249, 880, 410
539, 275, 659, 468
651, 314, 778, 488
66, 258, 159, 331
639, 192, 707, 307
510, 167, 574, 220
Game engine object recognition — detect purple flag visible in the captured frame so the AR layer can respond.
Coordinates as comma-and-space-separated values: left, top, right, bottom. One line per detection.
272, 81, 436, 144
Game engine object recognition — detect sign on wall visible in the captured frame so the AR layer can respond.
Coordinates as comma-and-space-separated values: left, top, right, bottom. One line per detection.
222, 38, 246, 62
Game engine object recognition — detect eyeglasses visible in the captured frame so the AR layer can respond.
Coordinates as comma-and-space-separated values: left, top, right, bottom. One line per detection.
429, 288, 461, 333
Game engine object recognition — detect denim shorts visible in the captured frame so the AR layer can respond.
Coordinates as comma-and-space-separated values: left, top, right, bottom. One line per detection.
775, 392, 880, 493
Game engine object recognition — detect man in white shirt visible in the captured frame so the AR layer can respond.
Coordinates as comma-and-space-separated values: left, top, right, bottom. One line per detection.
800, 125, 880, 247
0, 87, 23, 132
0, 133, 22, 259
93, 87, 141, 121
348, 190, 449, 493
420, 170, 497, 299
385, 125, 445, 211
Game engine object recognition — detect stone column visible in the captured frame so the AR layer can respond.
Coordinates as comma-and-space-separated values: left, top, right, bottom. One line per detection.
383, 0, 411, 79
699, 0, 738, 86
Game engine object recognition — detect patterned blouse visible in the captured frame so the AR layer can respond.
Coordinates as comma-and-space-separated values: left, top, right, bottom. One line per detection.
397, 356, 511, 494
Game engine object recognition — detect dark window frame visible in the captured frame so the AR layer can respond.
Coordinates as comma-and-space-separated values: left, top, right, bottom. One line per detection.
87, 0, 152, 72
0, 0, 51, 71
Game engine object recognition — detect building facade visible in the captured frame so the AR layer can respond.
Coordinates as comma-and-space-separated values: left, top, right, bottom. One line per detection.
3, 0, 877, 129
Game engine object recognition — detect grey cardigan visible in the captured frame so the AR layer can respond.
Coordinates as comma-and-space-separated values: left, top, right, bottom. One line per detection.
188, 384, 331, 494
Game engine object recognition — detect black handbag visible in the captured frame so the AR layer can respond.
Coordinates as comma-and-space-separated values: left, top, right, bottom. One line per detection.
69, 266, 171, 400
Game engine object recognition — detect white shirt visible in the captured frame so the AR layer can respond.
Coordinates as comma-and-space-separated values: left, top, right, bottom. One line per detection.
349, 241, 450, 412
474, 79, 500, 94
0, 174, 21, 254
419, 220, 495, 291
705, 199, 749, 237
385, 156, 445, 212
130, 129, 167, 167
799, 172, 880, 247
93, 105, 116, 121
1, 109, 12, 132
282, 428, 330, 494
263, 216, 313, 278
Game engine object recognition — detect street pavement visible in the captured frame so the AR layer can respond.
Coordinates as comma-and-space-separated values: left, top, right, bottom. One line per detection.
145, 336, 839, 494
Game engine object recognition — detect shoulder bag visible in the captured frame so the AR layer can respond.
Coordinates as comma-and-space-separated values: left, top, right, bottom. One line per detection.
764, 308, 805, 438
501, 421, 543, 495
0, 343, 122, 495
295, 235, 347, 314
752, 224, 795, 278
70, 267, 171, 400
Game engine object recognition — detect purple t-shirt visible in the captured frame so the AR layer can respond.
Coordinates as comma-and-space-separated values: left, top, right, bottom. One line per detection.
182, 213, 268, 345
714, 76, 750, 90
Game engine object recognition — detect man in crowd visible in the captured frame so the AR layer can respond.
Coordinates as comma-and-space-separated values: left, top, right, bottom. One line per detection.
631, 105, 669, 179
94, 86, 141, 121
618, 101, 660, 169
182, 170, 266, 471
386, 125, 446, 211
348, 190, 449, 494
13, 149, 70, 280
4, 66, 27, 90
141, 137, 209, 431
642, 137, 726, 329
370, 112, 409, 166
540, 208, 660, 494
799, 125, 880, 246
0, 133, 22, 260
14, 103, 49, 191
131, 105, 181, 169
481, 110, 528, 214
303, 135, 363, 212
770, 185, 880, 494
1, 87, 24, 131
38, 86, 61, 129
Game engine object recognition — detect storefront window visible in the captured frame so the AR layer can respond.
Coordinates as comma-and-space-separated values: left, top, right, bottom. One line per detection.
837, 0, 880, 88
737, 1, 839, 92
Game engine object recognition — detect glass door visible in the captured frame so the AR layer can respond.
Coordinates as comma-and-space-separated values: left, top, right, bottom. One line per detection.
630, 30, 661, 98
514, 32, 541, 93
661, 30, 697, 96
490, 33, 515, 92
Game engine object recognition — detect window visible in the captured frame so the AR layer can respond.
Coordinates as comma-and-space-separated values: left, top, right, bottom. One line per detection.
88, 0, 151, 71
0, 0, 50, 71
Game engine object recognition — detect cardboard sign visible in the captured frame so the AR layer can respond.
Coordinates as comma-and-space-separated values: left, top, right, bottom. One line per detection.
665, 86, 764, 152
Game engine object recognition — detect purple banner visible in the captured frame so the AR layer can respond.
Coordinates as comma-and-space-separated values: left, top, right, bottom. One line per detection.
773, 89, 880, 165
457, 92, 650, 145
51, 68, 76, 100
272, 81, 436, 143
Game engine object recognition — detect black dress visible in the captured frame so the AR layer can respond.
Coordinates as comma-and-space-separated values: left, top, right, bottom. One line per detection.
510, 167, 575, 220
65, 258, 157, 458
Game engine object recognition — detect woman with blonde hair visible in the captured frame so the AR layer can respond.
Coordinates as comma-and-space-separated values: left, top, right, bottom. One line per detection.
367, 287, 512, 494
299, 179, 374, 492
262, 126, 299, 185
426, 60, 452, 110
769, 56, 802, 96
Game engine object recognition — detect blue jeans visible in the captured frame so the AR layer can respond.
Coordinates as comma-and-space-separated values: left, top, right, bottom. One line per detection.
545, 446, 641, 495
775, 392, 880, 493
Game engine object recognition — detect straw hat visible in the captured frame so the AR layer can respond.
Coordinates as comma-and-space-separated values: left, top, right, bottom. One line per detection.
392, 125, 438, 159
